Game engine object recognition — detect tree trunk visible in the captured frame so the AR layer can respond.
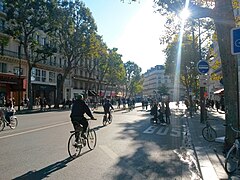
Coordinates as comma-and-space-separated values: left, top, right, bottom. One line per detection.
214, 0, 238, 148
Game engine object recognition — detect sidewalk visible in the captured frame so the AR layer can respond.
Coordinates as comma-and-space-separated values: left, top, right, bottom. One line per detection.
187, 109, 230, 180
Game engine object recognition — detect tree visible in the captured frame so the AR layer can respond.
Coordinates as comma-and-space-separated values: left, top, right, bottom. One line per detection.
104, 48, 126, 97
124, 61, 142, 97
49, 1, 98, 107
4, 0, 57, 109
164, 34, 199, 115
155, 0, 237, 147
126, 0, 237, 146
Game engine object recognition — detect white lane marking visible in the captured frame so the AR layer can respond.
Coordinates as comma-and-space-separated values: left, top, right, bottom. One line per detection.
156, 126, 169, 135
143, 126, 158, 134
0, 122, 69, 139
99, 145, 118, 160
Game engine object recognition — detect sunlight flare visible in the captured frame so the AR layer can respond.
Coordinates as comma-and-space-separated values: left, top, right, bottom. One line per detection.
173, 0, 190, 102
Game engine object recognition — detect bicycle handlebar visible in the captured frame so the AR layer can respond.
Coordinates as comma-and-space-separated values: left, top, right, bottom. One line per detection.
86, 118, 97, 120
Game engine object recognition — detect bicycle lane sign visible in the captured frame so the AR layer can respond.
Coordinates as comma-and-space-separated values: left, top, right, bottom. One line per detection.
231, 27, 240, 55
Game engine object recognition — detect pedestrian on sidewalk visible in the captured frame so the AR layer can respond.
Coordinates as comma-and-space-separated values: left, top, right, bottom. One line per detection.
165, 101, 171, 124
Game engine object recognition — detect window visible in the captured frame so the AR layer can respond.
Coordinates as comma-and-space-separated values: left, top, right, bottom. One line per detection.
0, 1, 3, 11
50, 56, 52, 65
43, 38, 47, 46
59, 58, 62, 67
13, 67, 22, 76
53, 57, 56, 66
49, 72, 55, 83
36, 35, 40, 43
0, 19, 5, 31
0, 62, 7, 73
42, 70, 46, 82
36, 69, 41, 81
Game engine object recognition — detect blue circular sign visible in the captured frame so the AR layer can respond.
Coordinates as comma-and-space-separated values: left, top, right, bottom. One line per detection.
197, 60, 209, 74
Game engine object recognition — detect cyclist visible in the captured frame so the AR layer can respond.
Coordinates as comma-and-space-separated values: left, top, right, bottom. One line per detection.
70, 94, 95, 141
103, 99, 114, 120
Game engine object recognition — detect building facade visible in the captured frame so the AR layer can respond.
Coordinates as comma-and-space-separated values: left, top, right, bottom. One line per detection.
0, 2, 117, 107
143, 65, 185, 101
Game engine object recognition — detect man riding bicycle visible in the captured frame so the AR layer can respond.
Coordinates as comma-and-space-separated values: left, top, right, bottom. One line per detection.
103, 99, 114, 120
70, 94, 95, 140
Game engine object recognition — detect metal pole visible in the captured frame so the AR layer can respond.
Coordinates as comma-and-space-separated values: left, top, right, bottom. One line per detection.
198, 19, 205, 123
18, 43, 21, 111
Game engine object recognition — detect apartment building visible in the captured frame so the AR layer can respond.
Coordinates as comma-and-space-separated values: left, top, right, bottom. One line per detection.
143, 65, 185, 101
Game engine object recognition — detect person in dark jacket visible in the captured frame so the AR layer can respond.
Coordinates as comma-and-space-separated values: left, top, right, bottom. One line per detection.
103, 99, 114, 119
70, 94, 95, 140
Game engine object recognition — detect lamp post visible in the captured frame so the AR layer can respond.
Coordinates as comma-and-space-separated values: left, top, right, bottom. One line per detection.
18, 42, 22, 111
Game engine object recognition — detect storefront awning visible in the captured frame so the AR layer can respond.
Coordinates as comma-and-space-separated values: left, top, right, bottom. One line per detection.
214, 88, 224, 94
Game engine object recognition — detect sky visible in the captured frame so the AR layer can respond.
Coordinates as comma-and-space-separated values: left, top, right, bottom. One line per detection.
82, 0, 167, 73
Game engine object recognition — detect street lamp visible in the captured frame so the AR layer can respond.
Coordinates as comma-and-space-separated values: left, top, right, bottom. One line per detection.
17, 41, 22, 111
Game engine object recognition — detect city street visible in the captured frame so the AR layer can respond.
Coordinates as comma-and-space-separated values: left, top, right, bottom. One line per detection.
0, 105, 197, 180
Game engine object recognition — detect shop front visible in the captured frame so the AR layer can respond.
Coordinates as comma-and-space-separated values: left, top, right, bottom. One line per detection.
32, 84, 56, 106
0, 73, 26, 106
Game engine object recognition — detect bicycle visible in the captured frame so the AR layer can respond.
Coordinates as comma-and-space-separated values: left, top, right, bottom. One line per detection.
102, 111, 113, 126
202, 119, 217, 142
0, 108, 18, 131
68, 118, 97, 159
224, 124, 240, 174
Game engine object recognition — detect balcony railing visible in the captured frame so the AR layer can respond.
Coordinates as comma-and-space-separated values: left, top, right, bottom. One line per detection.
0, 48, 62, 68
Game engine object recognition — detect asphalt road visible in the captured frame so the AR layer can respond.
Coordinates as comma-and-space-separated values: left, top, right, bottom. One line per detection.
0, 106, 197, 180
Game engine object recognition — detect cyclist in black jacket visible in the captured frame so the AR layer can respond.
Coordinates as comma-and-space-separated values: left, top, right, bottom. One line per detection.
70, 95, 95, 139
103, 99, 114, 119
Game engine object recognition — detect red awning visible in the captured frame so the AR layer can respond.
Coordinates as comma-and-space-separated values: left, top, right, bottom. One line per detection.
214, 88, 224, 94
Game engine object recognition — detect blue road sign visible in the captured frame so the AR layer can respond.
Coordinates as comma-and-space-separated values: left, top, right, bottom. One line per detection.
197, 60, 209, 74
231, 27, 240, 55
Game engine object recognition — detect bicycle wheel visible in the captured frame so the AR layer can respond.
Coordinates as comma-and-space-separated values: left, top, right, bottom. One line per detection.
225, 146, 239, 174
9, 117, 18, 129
202, 126, 217, 142
0, 119, 5, 131
103, 116, 107, 126
87, 129, 97, 150
108, 115, 112, 124
68, 133, 82, 158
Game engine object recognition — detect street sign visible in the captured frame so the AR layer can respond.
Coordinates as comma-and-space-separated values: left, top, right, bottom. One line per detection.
231, 27, 240, 55
197, 60, 209, 74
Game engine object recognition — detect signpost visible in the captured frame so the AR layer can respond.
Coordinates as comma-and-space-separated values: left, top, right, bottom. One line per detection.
231, 27, 240, 127
197, 60, 209, 123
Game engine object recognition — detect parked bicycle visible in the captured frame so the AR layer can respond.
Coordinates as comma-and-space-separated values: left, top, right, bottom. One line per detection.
0, 108, 18, 131
202, 119, 217, 142
224, 124, 240, 174
68, 118, 97, 158
102, 110, 113, 126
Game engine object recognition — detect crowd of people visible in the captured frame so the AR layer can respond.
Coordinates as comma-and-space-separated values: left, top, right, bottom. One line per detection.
149, 100, 171, 124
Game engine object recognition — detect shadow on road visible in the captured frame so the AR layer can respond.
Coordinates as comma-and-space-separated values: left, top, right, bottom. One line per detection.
13, 157, 74, 180
110, 111, 191, 179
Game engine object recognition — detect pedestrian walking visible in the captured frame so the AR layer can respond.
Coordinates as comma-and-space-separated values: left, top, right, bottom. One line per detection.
165, 101, 171, 124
